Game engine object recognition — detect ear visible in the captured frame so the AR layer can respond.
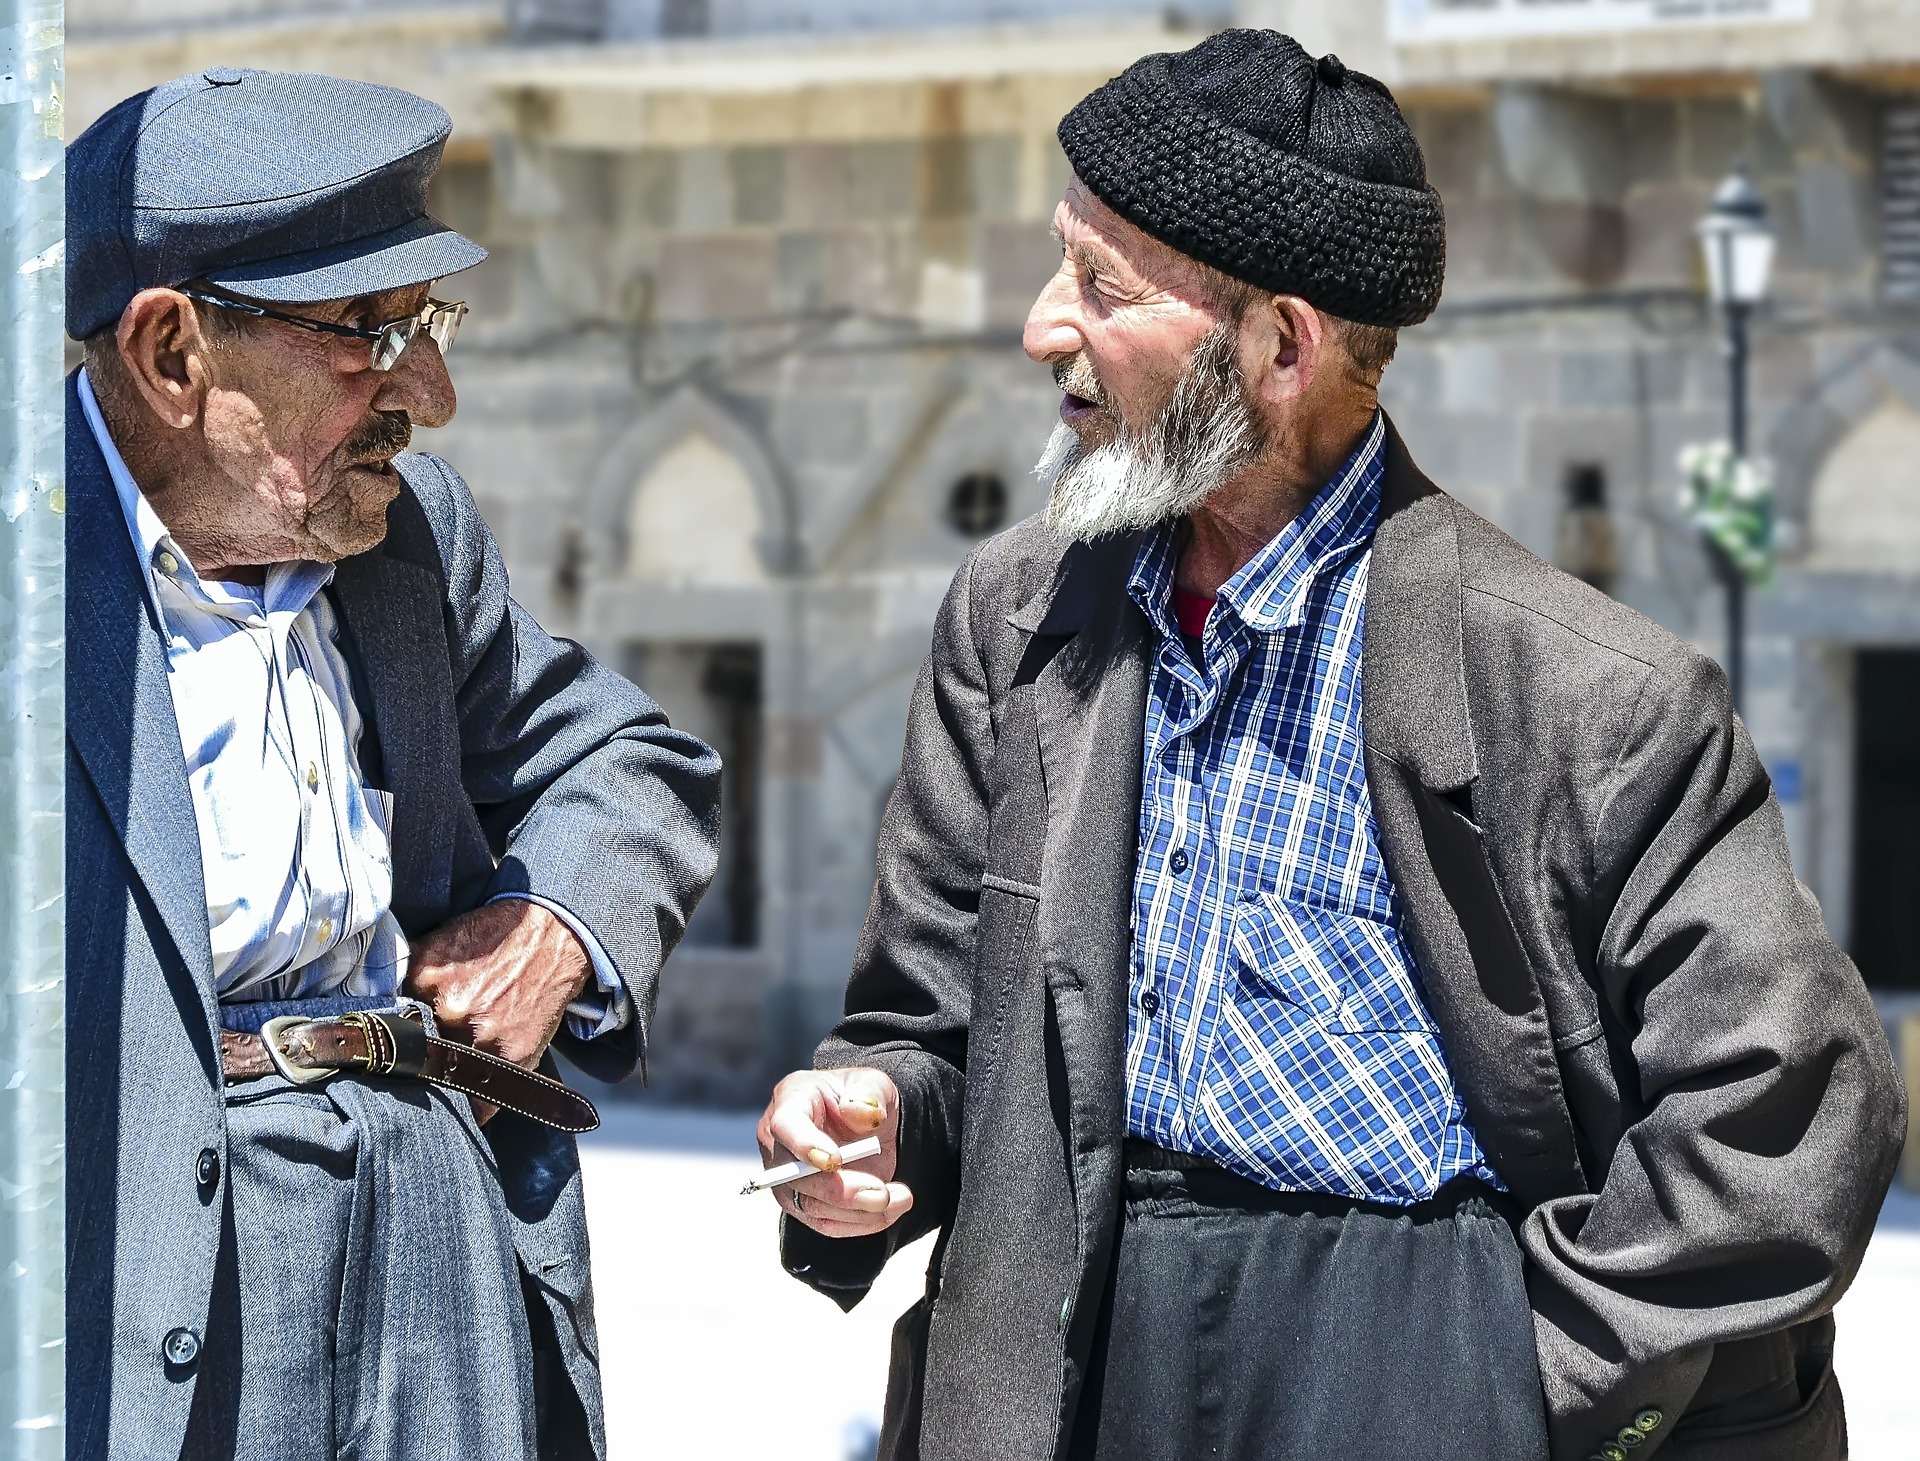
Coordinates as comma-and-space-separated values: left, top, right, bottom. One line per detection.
113, 288, 218, 431
1238, 294, 1328, 409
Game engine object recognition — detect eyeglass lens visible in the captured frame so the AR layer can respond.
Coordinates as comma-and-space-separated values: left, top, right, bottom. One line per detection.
369, 302, 466, 373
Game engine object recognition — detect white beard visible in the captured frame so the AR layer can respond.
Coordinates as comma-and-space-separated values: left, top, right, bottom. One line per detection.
1037, 324, 1261, 544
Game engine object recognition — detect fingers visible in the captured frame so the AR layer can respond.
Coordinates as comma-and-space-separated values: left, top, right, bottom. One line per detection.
780, 1179, 913, 1238
763, 1088, 842, 1174
834, 1069, 893, 1134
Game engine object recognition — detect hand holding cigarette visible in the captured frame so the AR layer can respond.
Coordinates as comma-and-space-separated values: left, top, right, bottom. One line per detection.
756, 1066, 914, 1238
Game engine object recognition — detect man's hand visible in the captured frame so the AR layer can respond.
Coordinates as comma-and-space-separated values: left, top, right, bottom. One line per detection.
759, 1067, 913, 1239
405, 900, 591, 1122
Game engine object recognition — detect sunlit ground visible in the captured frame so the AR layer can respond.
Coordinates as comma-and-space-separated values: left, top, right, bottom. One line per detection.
580, 1105, 1920, 1461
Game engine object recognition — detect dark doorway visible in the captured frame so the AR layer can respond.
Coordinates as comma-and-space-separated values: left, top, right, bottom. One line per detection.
626, 641, 762, 949
1851, 649, 1920, 987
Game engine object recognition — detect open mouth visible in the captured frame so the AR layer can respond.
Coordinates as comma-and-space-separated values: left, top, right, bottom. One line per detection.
1060, 391, 1100, 423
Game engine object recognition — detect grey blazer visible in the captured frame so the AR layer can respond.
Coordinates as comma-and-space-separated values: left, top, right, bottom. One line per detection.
65, 374, 722, 1461
783, 421, 1904, 1461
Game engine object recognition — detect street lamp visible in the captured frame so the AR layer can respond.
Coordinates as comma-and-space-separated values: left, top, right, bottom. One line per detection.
1694, 165, 1775, 713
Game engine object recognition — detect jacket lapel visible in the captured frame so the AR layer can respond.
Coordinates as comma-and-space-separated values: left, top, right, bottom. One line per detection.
1363, 418, 1588, 1208
65, 377, 219, 1034
328, 550, 456, 931
1011, 536, 1149, 1261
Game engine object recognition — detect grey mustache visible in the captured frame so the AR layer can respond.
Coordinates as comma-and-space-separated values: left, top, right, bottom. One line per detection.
343, 410, 412, 464
1053, 356, 1104, 405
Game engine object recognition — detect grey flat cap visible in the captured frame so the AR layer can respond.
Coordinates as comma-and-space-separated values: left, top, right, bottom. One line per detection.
66, 68, 487, 339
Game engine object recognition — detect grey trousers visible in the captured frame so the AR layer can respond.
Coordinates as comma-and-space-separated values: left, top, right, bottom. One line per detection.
182, 1072, 540, 1461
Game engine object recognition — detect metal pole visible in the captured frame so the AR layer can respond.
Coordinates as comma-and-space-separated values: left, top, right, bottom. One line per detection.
1720, 301, 1751, 715
0, 4, 64, 1456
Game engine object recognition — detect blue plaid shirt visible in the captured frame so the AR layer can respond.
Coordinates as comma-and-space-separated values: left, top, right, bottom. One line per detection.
1124, 414, 1497, 1204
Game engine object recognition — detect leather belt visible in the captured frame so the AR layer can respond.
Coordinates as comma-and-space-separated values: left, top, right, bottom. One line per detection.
220, 1009, 599, 1134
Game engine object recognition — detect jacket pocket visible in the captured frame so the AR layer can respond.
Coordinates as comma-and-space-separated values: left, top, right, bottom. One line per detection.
1663, 1362, 1841, 1460
1228, 892, 1434, 1035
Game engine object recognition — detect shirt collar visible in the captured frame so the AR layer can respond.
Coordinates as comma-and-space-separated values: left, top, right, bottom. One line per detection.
77, 366, 335, 627
1128, 411, 1386, 640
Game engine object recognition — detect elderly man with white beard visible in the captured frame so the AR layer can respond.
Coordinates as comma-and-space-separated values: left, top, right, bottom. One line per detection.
757, 29, 1900, 1461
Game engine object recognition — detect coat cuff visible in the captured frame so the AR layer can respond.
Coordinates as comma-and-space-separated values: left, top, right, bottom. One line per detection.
486, 892, 633, 1040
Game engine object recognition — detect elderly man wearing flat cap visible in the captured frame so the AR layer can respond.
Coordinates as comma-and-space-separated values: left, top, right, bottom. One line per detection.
65, 70, 720, 1460
760, 30, 1902, 1461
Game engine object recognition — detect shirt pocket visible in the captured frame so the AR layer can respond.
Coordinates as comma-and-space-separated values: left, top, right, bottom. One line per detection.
1228, 892, 1434, 1036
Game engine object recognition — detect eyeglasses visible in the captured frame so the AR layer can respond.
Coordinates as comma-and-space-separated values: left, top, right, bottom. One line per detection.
181, 288, 468, 372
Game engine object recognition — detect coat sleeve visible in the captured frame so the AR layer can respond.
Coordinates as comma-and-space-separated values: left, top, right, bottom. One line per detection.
404, 453, 723, 1084
1521, 646, 1905, 1457
781, 549, 996, 1308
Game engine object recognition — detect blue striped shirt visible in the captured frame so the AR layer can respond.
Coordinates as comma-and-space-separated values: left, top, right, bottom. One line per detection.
1124, 414, 1497, 1204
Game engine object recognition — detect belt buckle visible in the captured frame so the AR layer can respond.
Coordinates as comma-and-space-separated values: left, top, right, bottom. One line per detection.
258, 1015, 339, 1086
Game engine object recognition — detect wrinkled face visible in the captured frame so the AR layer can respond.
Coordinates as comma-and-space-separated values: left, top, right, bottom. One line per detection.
1023, 179, 1230, 450
1022, 181, 1265, 541
195, 282, 455, 563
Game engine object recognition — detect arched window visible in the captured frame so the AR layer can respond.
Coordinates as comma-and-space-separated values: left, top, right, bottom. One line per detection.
627, 432, 765, 583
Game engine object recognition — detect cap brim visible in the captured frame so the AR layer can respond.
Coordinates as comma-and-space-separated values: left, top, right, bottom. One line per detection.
200, 214, 487, 303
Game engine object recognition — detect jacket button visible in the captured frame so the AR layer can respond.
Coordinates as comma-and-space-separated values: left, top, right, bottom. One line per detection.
162, 1327, 201, 1370
1168, 848, 1189, 875
196, 1149, 220, 1192
1616, 1426, 1646, 1448
1633, 1410, 1663, 1434
1599, 1446, 1627, 1461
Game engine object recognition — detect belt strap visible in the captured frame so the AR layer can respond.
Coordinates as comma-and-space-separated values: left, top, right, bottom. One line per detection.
220, 1010, 600, 1134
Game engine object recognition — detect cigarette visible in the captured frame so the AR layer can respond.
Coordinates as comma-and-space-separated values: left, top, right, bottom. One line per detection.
740, 1135, 883, 1194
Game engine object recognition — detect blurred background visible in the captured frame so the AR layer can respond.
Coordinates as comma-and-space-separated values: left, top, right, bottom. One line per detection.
66, 1, 1920, 1455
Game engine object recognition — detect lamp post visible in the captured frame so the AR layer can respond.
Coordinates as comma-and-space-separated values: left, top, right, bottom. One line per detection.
1694, 165, 1775, 714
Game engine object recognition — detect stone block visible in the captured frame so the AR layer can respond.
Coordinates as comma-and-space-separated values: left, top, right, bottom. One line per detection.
1560, 350, 1637, 411
1380, 342, 1441, 412
983, 220, 1057, 327
1496, 344, 1564, 412
784, 143, 848, 227
1682, 98, 1748, 184
677, 146, 731, 231
1443, 193, 1533, 288
774, 231, 826, 313
1623, 101, 1681, 187
1443, 341, 1502, 413
846, 140, 918, 221
1410, 105, 1492, 199
623, 149, 679, 230
969, 137, 1021, 221
654, 234, 775, 320
777, 394, 868, 463
1622, 181, 1707, 288
1795, 160, 1869, 276
729, 145, 785, 226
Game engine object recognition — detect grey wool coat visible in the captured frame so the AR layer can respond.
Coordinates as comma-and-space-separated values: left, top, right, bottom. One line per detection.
66, 373, 722, 1461
783, 420, 1905, 1461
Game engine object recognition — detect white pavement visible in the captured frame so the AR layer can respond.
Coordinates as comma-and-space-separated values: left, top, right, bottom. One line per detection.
580, 1104, 1920, 1461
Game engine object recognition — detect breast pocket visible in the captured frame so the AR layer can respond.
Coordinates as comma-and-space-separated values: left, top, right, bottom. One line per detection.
1228, 893, 1434, 1035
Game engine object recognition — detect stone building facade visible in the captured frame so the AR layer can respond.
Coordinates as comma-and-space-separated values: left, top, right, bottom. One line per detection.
69, 0, 1920, 1102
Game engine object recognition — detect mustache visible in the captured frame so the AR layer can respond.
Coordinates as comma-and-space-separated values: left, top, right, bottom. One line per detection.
1052, 354, 1105, 406
341, 410, 412, 465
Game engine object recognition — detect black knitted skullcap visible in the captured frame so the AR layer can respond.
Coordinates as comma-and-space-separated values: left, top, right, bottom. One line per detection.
1057, 30, 1445, 328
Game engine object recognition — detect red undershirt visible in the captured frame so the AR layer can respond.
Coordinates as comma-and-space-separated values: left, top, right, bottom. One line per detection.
1171, 586, 1214, 640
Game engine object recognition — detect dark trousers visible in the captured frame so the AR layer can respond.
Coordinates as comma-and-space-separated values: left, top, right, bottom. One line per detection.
1069, 1155, 1549, 1461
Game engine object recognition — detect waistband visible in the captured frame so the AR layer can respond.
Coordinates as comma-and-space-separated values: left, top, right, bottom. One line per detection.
1121, 1139, 1515, 1225
218, 994, 423, 1036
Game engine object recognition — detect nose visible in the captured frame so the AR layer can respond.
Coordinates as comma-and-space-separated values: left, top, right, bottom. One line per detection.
1023, 259, 1084, 367
372, 333, 456, 429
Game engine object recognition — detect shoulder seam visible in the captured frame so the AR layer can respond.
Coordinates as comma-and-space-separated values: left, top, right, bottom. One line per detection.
1462, 581, 1662, 673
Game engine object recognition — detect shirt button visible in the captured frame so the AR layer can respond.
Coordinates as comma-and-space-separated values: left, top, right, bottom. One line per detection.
156, 551, 179, 576
161, 1327, 201, 1370
195, 1149, 220, 1192
1139, 990, 1160, 1017
317, 918, 334, 944
1168, 848, 1190, 875
306, 762, 320, 792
